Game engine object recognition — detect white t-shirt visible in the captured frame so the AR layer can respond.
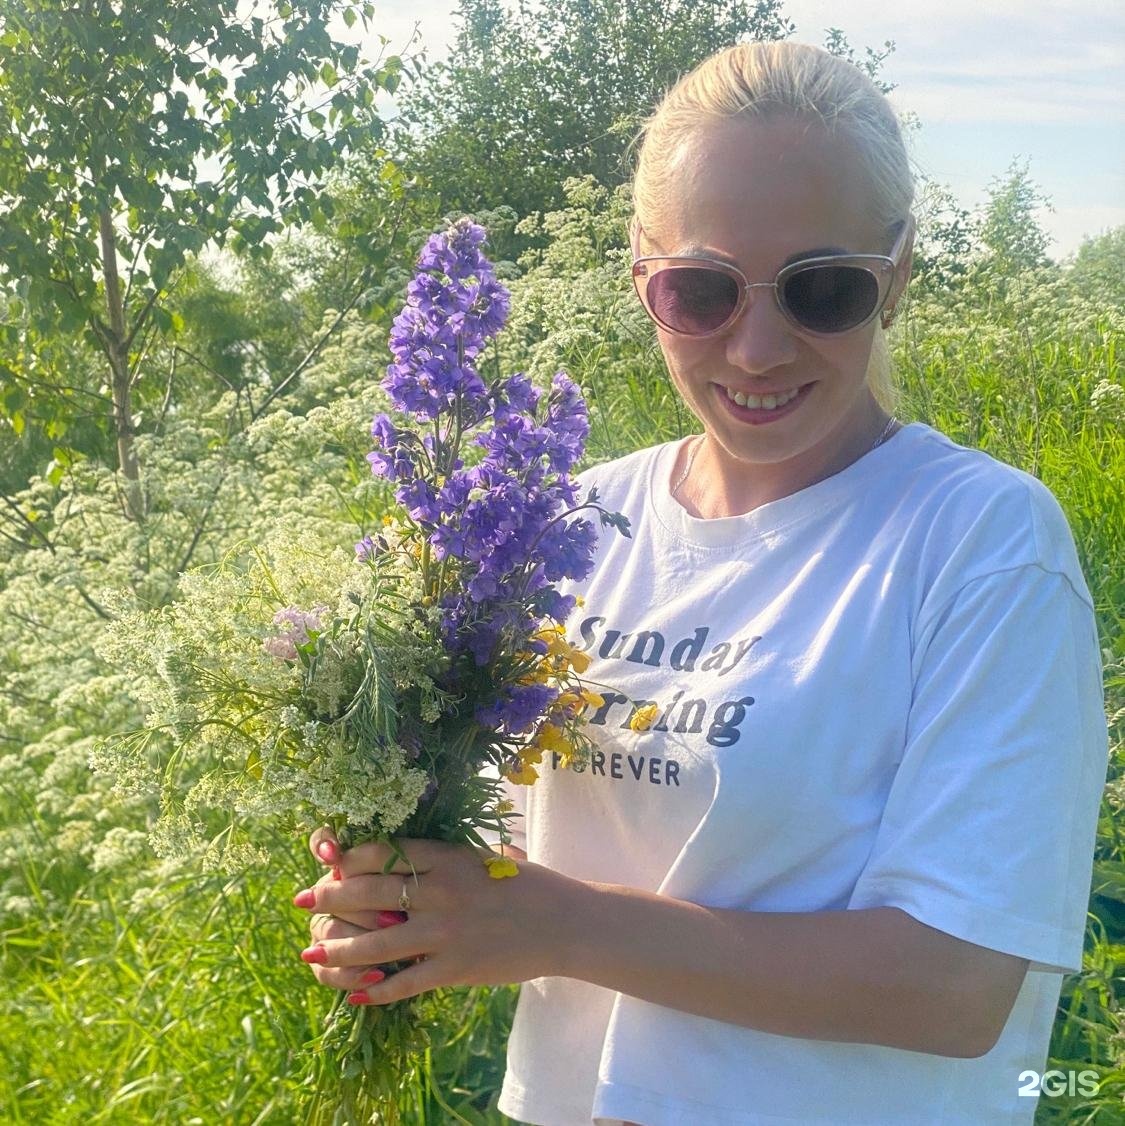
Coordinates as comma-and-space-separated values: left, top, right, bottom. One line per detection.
484, 423, 1108, 1126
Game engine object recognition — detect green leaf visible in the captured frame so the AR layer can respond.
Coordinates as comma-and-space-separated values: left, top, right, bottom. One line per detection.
52, 445, 83, 468
4, 386, 28, 414
1091, 859, 1125, 901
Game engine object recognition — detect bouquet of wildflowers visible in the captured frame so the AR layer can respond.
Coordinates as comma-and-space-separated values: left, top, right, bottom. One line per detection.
94, 218, 628, 1123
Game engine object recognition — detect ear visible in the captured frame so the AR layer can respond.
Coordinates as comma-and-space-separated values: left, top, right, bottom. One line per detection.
890, 216, 915, 305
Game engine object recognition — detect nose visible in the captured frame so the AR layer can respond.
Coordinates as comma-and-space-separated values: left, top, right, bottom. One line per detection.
723, 286, 799, 374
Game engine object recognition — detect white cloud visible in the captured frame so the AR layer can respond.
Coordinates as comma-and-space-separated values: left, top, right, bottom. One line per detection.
1042, 204, 1125, 257
891, 79, 1123, 126
785, 0, 1124, 126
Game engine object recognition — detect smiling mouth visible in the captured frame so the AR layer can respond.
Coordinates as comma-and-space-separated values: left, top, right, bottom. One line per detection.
723, 385, 806, 411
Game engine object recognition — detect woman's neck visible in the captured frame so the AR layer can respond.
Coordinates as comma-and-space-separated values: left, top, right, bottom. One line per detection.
672, 409, 898, 519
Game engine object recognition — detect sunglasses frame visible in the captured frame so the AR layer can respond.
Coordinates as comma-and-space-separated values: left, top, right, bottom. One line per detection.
631, 217, 914, 339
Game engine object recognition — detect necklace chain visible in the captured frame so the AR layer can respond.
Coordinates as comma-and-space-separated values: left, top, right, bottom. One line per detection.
670, 416, 900, 499
669, 434, 704, 498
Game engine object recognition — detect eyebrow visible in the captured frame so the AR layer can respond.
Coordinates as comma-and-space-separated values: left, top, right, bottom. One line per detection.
677, 244, 850, 266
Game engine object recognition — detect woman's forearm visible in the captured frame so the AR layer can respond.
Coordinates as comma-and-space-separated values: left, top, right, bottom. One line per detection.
545, 876, 1025, 1059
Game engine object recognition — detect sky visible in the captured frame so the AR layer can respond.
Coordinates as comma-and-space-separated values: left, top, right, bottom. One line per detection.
354, 0, 1124, 259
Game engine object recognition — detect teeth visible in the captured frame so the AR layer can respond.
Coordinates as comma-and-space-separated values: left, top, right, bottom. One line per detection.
726, 386, 800, 410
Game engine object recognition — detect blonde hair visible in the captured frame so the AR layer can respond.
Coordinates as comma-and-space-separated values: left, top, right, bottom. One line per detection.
628, 41, 914, 410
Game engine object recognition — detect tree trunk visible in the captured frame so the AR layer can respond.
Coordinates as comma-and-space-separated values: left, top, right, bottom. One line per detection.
98, 207, 145, 521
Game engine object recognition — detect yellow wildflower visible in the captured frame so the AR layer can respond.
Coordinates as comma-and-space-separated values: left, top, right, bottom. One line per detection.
503, 762, 539, 785
496, 799, 514, 815
484, 855, 520, 879
517, 658, 553, 686
519, 744, 544, 766
535, 724, 572, 755
554, 688, 604, 715
629, 703, 659, 732
535, 630, 591, 676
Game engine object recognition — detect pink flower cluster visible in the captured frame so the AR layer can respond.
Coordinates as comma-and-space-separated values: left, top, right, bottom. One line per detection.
263, 605, 328, 661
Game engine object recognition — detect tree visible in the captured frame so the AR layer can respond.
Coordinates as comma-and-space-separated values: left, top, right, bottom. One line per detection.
0, 0, 404, 520
910, 178, 976, 293
976, 158, 1053, 275
1063, 226, 1125, 311
388, 0, 798, 240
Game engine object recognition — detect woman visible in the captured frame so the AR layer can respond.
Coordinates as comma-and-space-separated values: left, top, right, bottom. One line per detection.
294, 41, 1108, 1124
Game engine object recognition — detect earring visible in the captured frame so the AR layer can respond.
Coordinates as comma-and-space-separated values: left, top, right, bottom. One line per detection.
880, 304, 897, 329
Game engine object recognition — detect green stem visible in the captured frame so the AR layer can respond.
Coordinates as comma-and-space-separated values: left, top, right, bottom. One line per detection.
421, 537, 432, 597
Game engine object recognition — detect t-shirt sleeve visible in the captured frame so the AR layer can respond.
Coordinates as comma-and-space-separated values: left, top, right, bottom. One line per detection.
847, 564, 1108, 975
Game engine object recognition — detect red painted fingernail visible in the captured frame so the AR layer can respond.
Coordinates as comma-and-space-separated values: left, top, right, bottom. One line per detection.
300, 945, 328, 964
376, 910, 408, 927
346, 991, 371, 1005
331, 865, 341, 881
292, 888, 316, 909
359, 968, 386, 985
316, 840, 339, 864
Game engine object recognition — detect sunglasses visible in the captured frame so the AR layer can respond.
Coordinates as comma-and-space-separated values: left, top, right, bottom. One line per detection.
631, 218, 913, 338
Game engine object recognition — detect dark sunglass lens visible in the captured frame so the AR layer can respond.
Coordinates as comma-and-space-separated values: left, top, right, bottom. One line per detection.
647, 268, 739, 334
783, 266, 878, 332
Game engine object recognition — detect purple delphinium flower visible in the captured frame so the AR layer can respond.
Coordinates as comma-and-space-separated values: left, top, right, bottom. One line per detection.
366, 415, 416, 483
542, 372, 589, 473
382, 218, 510, 424
363, 217, 623, 689
475, 681, 559, 735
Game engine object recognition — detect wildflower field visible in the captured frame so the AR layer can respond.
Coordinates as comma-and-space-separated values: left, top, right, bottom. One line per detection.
1, 2, 1122, 1120
1, 174, 1122, 1122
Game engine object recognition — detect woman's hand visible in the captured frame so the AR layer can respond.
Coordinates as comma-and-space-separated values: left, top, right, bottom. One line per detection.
293, 828, 581, 1005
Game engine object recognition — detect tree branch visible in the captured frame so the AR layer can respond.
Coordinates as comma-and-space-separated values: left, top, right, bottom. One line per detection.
251, 270, 368, 418
0, 492, 56, 553
156, 346, 177, 433
161, 468, 229, 604
122, 283, 163, 354
74, 584, 114, 621
172, 344, 237, 390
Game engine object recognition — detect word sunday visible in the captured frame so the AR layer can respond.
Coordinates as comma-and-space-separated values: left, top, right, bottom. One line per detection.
575, 617, 762, 678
